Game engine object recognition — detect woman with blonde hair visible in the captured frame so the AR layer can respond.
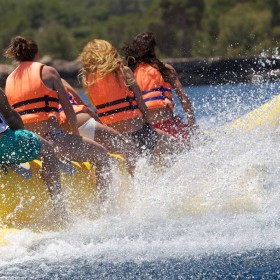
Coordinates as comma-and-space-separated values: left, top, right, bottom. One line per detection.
4, 36, 113, 201
60, 79, 138, 174
78, 39, 181, 159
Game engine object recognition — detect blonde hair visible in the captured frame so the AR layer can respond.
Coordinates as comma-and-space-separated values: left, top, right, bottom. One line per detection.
78, 39, 123, 87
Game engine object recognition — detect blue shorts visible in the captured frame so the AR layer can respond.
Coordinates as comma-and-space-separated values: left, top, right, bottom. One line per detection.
0, 129, 41, 164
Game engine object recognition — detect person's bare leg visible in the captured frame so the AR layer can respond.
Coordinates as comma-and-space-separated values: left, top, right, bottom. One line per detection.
75, 113, 138, 176
53, 134, 113, 202
38, 137, 68, 223
94, 122, 139, 175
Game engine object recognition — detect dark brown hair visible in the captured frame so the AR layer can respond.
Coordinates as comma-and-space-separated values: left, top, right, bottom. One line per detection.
4, 36, 38, 61
122, 32, 171, 81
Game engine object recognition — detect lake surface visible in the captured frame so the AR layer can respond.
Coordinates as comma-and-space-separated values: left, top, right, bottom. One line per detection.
1, 81, 280, 279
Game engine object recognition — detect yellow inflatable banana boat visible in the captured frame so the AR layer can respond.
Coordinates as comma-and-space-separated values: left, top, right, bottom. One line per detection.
0, 160, 98, 230
0, 153, 128, 236
0, 155, 130, 246
231, 94, 280, 130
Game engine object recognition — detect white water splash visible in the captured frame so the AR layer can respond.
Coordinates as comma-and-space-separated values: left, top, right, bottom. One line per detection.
1, 83, 280, 270
1, 124, 279, 266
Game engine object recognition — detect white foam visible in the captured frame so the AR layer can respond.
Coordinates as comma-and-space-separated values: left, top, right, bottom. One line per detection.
1, 125, 279, 265
1, 83, 280, 266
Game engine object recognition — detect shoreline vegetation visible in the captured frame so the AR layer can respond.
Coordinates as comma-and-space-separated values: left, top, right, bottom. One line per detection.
1, 1, 280, 88
1, 56, 280, 89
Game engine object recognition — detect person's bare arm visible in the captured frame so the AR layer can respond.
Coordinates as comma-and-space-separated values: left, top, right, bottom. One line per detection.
41, 66, 79, 135
122, 66, 152, 124
0, 88, 24, 130
165, 64, 196, 127
84, 107, 102, 122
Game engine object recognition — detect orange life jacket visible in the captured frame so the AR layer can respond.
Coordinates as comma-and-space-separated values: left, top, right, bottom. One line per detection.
5, 61, 63, 124
87, 70, 142, 125
134, 63, 174, 111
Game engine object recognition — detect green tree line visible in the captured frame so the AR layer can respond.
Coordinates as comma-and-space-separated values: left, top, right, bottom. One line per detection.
0, 0, 279, 63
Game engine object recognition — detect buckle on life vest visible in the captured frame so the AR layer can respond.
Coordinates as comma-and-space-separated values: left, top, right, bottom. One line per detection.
126, 96, 134, 109
159, 86, 165, 96
36, 95, 59, 113
12, 95, 60, 110
43, 94, 52, 110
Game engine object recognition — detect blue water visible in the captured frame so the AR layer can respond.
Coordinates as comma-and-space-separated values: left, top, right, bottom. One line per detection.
178, 82, 280, 126
1, 81, 280, 279
2, 248, 280, 279
79, 81, 280, 126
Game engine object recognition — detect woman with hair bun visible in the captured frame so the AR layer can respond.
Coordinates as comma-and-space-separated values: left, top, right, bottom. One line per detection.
78, 39, 181, 159
4, 36, 113, 202
123, 32, 196, 143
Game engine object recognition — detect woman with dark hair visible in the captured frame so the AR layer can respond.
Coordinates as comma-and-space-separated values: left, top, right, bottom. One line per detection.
123, 32, 196, 142
4, 36, 113, 202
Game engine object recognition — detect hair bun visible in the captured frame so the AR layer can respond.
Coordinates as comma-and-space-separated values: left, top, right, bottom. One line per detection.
12, 36, 27, 48
4, 36, 38, 61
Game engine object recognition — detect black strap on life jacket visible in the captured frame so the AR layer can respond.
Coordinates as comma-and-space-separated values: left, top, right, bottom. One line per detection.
95, 96, 138, 117
12, 95, 60, 115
